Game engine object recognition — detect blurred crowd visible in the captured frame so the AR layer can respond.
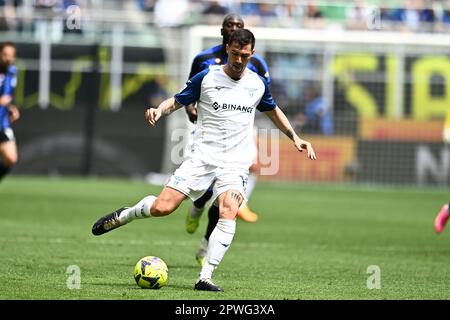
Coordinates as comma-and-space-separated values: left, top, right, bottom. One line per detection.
1, 0, 450, 33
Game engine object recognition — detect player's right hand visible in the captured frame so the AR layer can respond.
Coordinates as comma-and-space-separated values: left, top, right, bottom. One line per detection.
295, 138, 317, 160
8, 105, 20, 123
145, 108, 161, 127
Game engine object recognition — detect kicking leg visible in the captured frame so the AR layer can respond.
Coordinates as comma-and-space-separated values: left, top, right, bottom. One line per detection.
92, 186, 186, 236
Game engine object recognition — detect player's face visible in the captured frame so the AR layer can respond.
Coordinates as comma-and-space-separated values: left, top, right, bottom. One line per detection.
221, 18, 244, 42
225, 41, 254, 78
0, 45, 16, 68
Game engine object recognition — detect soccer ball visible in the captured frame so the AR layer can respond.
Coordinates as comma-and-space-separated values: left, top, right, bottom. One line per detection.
134, 256, 168, 289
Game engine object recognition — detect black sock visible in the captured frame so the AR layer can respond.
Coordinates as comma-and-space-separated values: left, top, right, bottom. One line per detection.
205, 205, 220, 241
193, 188, 213, 208
0, 163, 11, 181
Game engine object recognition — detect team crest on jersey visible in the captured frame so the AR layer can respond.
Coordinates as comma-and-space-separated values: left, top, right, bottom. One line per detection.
244, 87, 258, 97
171, 175, 184, 186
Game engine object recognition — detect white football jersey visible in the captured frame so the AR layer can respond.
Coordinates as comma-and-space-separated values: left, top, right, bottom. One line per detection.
175, 65, 276, 169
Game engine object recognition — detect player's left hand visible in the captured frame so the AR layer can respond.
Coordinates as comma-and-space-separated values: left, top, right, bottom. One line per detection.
8, 105, 20, 123
295, 138, 317, 160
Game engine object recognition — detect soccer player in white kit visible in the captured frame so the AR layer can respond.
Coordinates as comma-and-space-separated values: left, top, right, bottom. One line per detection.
92, 29, 317, 292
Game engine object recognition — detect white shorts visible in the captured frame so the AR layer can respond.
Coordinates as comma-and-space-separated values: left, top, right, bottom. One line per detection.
166, 157, 248, 203
0, 128, 15, 143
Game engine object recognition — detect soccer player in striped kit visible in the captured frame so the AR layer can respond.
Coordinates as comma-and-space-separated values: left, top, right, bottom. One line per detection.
0, 42, 20, 182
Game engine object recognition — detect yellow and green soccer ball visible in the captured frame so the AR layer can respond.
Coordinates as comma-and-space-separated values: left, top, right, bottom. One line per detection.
134, 256, 168, 289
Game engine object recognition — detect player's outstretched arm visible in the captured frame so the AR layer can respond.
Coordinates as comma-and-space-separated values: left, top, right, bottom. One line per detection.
145, 97, 183, 127
265, 106, 317, 160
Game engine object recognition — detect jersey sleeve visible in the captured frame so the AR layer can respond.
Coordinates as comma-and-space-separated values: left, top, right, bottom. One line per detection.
175, 68, 209, 106
189, 45, 222, 79
188, 55, 202, 79
188, 55, 211, 79
256, 76, 277, 112
251, 55, 271, 86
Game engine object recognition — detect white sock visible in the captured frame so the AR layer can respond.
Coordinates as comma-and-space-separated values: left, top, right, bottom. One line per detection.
199, 218, 236, 279
246, 173, 257, 198
118, 195, 156, 224
199, 261, 216, 281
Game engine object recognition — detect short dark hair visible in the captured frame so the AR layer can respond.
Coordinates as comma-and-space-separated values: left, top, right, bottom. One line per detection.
0, 41, 16, 52
222, 13, 244, 28
227, 29, 255, 50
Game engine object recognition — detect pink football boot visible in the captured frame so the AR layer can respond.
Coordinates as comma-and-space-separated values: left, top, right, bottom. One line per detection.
435, 204, 449, 234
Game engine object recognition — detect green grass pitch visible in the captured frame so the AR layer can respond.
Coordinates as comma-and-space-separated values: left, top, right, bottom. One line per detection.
1, 176, 450, 299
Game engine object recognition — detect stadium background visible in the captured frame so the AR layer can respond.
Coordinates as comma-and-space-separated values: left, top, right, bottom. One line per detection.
1, 0, 449, 186
2, 0, 450, 301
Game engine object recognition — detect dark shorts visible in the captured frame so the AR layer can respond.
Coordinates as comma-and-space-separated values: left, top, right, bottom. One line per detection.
0, 128, 15, 144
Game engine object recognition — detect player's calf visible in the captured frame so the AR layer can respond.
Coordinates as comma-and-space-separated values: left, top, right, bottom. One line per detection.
152, 198, 179, 216
151, 187, 186, 217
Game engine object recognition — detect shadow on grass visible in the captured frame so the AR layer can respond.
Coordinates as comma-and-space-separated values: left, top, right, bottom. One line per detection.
89, 282, 135, 288
167, 264, 200, 270
166, 284, 195, 290
88, 281, 195, 291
